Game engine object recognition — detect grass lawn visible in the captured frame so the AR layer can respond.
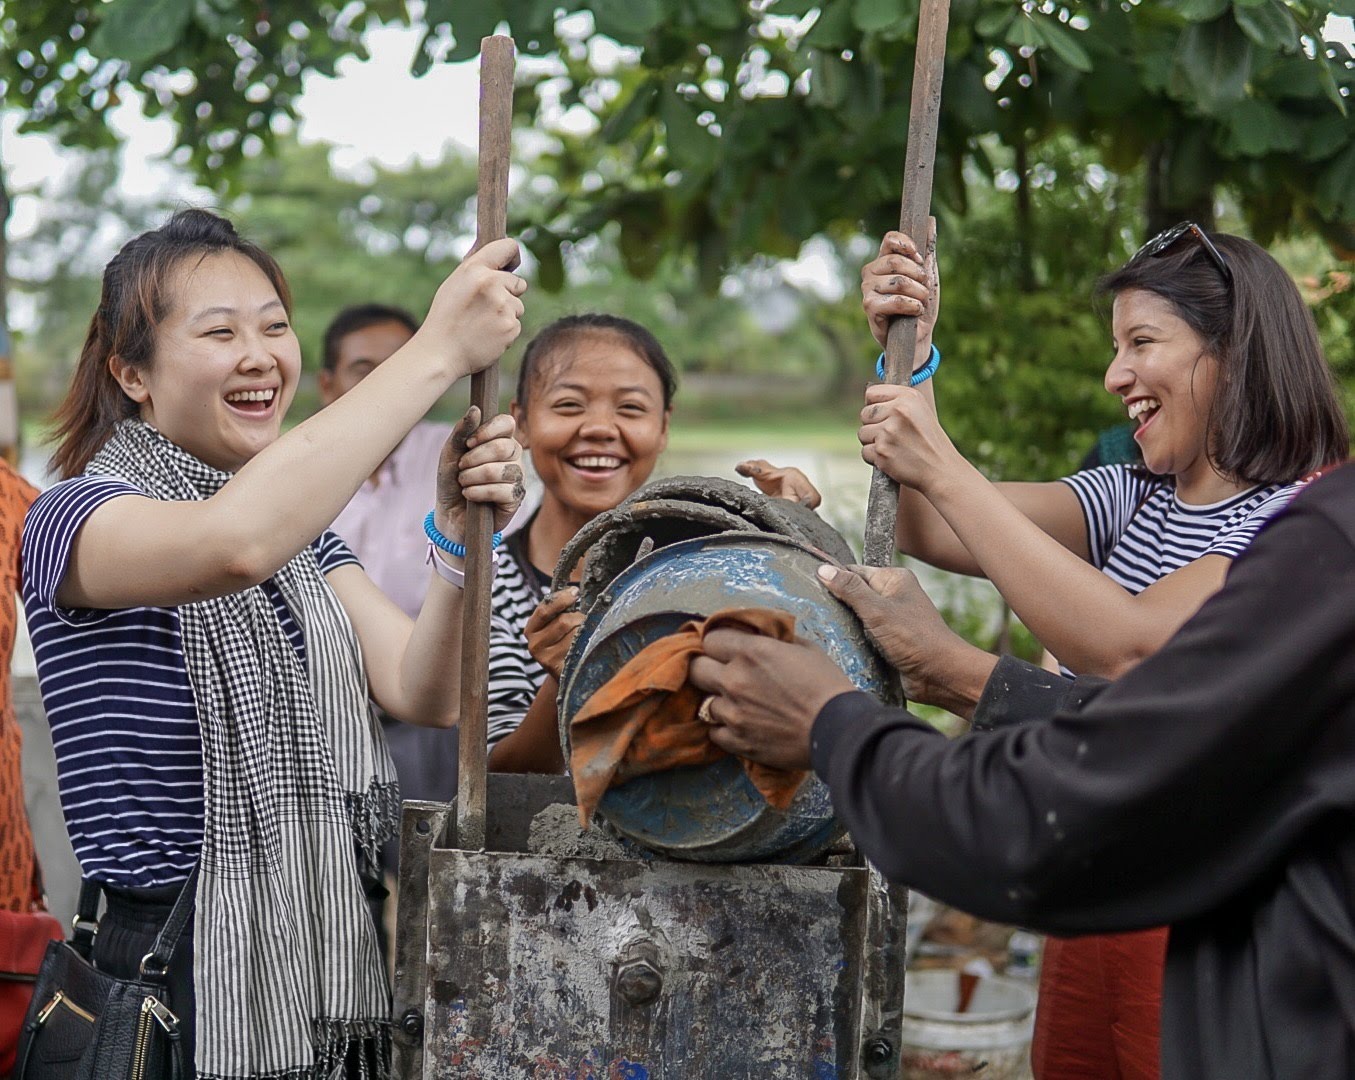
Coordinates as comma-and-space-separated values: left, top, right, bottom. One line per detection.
665, 410, 860, 453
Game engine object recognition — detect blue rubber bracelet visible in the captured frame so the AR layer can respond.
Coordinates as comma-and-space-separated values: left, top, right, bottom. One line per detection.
876, 343, 941, 386
424, 510, 502, 558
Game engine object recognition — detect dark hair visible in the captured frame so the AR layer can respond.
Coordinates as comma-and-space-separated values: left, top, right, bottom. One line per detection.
320, 303, 420, 371
515, 314, 678, 411
1098, 233, 1348, 485
51, 209, 292, 480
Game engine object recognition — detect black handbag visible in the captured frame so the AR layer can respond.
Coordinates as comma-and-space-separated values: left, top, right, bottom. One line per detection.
11, 866, 197, 1080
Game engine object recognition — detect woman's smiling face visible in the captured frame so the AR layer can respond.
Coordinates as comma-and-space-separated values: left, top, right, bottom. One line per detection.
115, 250, 301, 472
1105, 288, 1221, 486
513, 332, 670, 522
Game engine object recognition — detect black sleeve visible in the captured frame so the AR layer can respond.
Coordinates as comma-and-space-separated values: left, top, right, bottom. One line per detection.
810, 501, 1355, 934
970, 655, 1107, 731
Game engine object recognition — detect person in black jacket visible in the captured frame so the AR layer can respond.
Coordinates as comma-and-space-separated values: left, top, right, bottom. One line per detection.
688, 466, 1355, 1080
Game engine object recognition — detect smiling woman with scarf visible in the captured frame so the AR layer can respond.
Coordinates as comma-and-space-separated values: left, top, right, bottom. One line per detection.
20, 210, 527, 1079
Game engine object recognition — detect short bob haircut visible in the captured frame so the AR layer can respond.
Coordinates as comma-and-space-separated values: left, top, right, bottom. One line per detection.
514, 313, 678, 412
51, 209, 291, 480
1098, 232, 1348, 486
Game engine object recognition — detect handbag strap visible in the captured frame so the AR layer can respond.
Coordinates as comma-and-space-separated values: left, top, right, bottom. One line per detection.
70, 863, 200, 976
71, 877, 102, 959
142, 863, 199, 979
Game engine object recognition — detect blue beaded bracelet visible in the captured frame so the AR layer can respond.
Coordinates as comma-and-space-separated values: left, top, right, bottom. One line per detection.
876, 343, 941, 386
424, 510, 502, 558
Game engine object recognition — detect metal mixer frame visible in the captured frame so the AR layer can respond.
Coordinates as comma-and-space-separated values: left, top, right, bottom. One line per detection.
392, 479, 911, 1078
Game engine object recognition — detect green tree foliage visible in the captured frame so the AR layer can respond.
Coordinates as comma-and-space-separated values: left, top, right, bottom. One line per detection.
5, 2, 1351, 266
8, 150, 163, 418
408, 0, 1354, 282
6, 2, 1351, 481
1304, 263, 1355, 411
0, 0, 403, 177
9, 135, 786, 422
918, 137, 1145, 479
9, 138, 479, 419
224, 137, 781, 406
228, 139, 479, 373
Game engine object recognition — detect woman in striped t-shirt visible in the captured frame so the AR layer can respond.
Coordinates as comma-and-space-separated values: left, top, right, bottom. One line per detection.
477, 314, 821, 773
857, 225, 1347, 1080
22, 210, 528, 1079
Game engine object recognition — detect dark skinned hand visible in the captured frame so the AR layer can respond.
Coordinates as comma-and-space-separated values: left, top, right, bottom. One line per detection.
688, 629, 856, 772
525, 587, 584, 680
816, 563, 996, 719
434, 406, 525, 541
734, 459, 823, 509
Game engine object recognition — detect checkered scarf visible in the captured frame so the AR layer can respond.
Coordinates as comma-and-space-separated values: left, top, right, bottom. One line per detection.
88, 421, 398, 1080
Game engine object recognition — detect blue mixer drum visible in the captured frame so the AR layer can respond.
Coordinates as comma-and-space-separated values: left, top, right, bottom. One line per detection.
557, 528, 903, 864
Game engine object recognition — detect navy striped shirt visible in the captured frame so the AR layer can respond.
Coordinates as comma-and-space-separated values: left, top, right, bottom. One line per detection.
1060, 465, 1300, 595
22, 476, 359, 888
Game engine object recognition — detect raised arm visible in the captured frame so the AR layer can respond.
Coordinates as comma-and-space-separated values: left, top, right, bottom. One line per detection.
326, 409, 525, 728
861, 389, 1226, 674
861, 231, 1089, 574
59, 240, 526, 611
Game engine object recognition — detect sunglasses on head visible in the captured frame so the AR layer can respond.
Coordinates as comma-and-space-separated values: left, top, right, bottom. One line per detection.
1134, 221, 1233, 285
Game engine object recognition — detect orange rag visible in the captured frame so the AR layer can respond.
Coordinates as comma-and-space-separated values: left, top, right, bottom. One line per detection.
569, 607, 807, 827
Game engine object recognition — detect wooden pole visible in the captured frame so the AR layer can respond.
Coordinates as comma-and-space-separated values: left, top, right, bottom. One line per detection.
457, 33, 515, 851
862, 0, 951, 568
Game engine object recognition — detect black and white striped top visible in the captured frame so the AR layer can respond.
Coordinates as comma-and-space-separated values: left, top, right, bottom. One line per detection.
486, 528, 550, 749
21, 476, 360, 888
1060, 464, 1301, 595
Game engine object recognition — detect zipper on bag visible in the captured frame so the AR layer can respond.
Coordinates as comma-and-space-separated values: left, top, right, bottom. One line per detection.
35, 990, 96, 1025
131, 998, 152, 1080
131, 994, 180, 1080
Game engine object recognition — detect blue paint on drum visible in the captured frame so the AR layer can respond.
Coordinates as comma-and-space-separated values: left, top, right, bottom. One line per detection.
559, 532, 901, 863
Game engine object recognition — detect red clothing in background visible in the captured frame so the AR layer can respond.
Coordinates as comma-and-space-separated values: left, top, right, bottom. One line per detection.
0, 461, 40, 910
1033, 929, 1168, 1080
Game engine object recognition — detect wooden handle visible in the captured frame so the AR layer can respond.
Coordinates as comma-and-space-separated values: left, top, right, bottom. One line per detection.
457, 33, 515, 852
862, 0, 951, 568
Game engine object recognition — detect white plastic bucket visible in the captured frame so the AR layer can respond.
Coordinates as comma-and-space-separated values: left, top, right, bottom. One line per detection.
900, 969, 1036, 1079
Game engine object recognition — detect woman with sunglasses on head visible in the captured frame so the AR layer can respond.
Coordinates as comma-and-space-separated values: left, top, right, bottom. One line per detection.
858, 222, 1347, 1080
20, 209, 527, 1078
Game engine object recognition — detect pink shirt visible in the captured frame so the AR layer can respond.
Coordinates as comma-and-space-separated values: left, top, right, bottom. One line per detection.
331, 421, 451, 619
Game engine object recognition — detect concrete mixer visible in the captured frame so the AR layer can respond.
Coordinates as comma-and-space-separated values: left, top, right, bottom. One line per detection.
392, 478, 910, 1079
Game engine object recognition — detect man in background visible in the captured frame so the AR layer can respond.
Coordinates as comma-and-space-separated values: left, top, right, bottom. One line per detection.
322, 303, 538, 813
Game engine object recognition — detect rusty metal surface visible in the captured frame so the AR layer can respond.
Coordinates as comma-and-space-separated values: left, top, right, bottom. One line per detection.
552, 476, 857, 603
575, 512, 748, 614
394, 782, 912, 1080
556, 532, 901, 863
421, 849, 871, 1078
619, 475, 855, 564
392, 801, 451, 1080
395, 471, 917, 1077
860, 870, 910, 1078
551, 499, 750, 598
